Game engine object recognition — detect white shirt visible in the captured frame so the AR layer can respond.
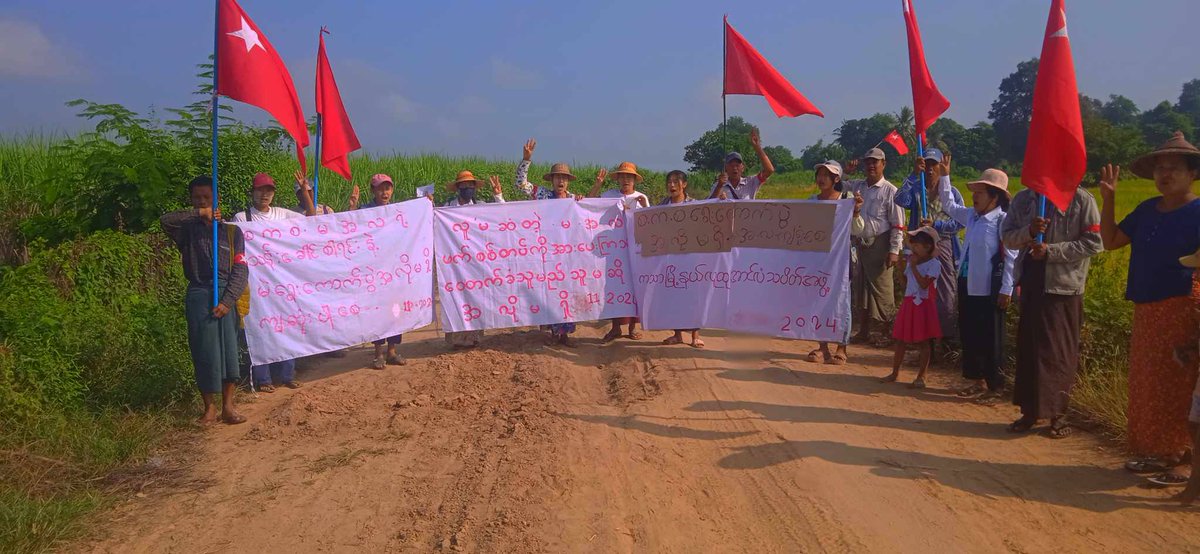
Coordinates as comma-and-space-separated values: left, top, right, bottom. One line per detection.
601, 188, 649, 210
905, 257, 941, 305
937, 176, 1017, 297
233, 206, 305, 222
843, 178, 905, 254
444, 194, 505, 207
708, 174, 764, 200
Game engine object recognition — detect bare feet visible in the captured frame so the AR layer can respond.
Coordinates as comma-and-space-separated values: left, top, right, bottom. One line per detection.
221, 411, 247, 425
879, 372, 899, 383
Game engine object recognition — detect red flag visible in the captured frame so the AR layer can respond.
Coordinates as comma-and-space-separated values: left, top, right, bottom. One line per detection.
217, 0, 309, 170
723, 16, 823, 119
1022, 0, 1086, 211
903, 0, 950, 137
316, 28, 360, 181
883, 130, 910, 156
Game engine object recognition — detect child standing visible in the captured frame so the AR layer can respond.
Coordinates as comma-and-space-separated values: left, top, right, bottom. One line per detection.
657, 170, 705, 348
590, 162, 649, 343
882, 226, 943, 388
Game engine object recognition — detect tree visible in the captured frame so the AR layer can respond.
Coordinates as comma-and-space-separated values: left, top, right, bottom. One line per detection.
834, 113, 900, 161
1083, 117, 1147, 175
762, 145, 798, 173
799, 140, 848, 172
1101, 95, 1140, 127
925, 118, 966, 153
988, 58, 1039, 164
1140, 100, 1194, 146
1179, 79, 1200, 129
683, 116, 757, 172
953, 123, 1001, 171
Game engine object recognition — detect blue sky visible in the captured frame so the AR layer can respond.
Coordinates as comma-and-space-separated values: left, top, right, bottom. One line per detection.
1, 0, 1197, 170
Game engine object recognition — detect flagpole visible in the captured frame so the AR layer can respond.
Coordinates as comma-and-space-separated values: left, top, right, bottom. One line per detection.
721, 15, 727, 156
211, 0, 221, 309
313, 114, 321, 209
917, 134, 928, 220
1036, 195, 1046, 243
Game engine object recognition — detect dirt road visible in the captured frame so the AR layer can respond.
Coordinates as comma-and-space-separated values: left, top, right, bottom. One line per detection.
80, 324, 1200, 553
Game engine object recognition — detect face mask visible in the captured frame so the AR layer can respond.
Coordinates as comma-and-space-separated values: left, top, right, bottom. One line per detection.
457, 187, 477, 203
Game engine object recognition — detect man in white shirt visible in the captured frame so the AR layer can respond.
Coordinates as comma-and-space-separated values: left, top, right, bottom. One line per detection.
843, 148, 905, 344
707, 127, 775, 200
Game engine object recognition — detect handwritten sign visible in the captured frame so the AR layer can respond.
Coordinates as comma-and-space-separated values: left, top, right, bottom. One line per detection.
627, 199, 853, 342
233, 198, 435, 365
434, 198, 637, 331
633, 201, 836, 256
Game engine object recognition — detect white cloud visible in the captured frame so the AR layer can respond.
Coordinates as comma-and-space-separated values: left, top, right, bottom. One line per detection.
0, 18, 83, 79
490, 57, 542, 90
379, 92, 421, 122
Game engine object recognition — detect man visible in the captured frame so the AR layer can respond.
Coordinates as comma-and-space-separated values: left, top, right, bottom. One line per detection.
232, 172, 314, 391
843, 148, 906, 345
895, 148, 965, 351
1001, 185, 1102, 438
707, 128, 775, 200
160, 176, 248, 425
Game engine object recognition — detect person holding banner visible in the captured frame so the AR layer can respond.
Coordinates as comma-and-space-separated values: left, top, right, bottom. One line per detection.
160, 176, 249, 425
807, 160, 865, 364
232, 172, 316, 391
514, 139, 584, 346
591, 162, 648, 342
707, 127, 775, 200
353, 173, 406, 368
657, 170, 707, 348
444, 170, 507, 348
896, 148, 964, 349
881, 226, 942, 388
1098, 132, 1200, 486
932, 160, 1017, 401
1001, 177, 1102, 438
844, 149, 905, 347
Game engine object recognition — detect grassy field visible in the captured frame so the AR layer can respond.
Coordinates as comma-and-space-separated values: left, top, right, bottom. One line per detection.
0, 133, 1160, 552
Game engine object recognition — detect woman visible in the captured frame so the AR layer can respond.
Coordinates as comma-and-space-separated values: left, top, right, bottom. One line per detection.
1099, 131, 1200, 487
806, 160, 864, 364
515, 138, 583, 346
444, 170, 506, 349
657, 170, 709, 348
590, 162, 649, 343
933, 159, 1017, 401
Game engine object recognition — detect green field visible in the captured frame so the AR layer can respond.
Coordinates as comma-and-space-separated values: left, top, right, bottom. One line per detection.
0, 132, 1160, 552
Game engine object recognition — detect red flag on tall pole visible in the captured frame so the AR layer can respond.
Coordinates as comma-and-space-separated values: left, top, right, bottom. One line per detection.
723, 16, 823, 119
216, 0, 309, 170
1023, 0, 1086, 211
883, 129, 910, 156
316, 28, 360, 181
902, 0, 950, 138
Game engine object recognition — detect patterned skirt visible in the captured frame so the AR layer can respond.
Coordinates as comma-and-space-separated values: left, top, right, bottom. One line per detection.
1127, 279, 1200, 458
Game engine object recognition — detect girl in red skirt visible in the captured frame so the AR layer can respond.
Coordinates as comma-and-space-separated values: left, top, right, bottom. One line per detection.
882, 226, 943, 388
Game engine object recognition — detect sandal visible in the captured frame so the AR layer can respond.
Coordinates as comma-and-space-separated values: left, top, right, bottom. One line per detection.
908, 377, 926, 390
1048, 420, 1073, 439
628, 331, 643, 340
221, 413, 247, 425
1007, 416, 1037, 434
258, 384, 276, 393
690, 339, 706, 349
830, 352, 847, 365
975, 390, 1004, 403
879, 373, 899, 383
371, 356, 386, 370
283, 381, 302, 389
1125, 458, 1179, 475
558, 335, 577, 348
386, 354, 407, 366
956, 384, 986, 398
1148, 472, 1191, 487
806, 349, 823, 363
602, 328, 623, 343
663, 335, 685, 346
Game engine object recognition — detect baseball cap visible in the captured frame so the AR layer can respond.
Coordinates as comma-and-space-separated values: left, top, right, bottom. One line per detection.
813, 160, 843, 177
724, 152, 744, 165
252, 173, 276, 189
369, 173, 394, 188
863, 148, 886, 161
907, 226, 939, 244
923, 148, 944, 163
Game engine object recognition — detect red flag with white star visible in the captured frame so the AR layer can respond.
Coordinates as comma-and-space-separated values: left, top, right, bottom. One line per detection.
217, 0, 309, 170
316, 28, 360, 181
883, 129, 910, 156
1022, 0, 1086, 211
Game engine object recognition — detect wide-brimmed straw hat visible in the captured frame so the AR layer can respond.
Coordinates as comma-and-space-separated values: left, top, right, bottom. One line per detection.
966, 168, 1010, 200
449, 170, 482, 191
543, 162, 577, 182
611, 161, 644, 183
1131, 131, 1200, 179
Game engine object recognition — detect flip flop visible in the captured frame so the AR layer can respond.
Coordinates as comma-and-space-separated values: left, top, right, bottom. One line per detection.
806, 349, 822, 362
1048, 423, 1073, 439
386, 354, 407, 366
908, 377, 926, 390
258, 384, 276, 393
602, 328, 623, 343
879, 373, 899, 383
221, 413, 247, 425
956, 384, 986, 398
1125, 458, 1177, 474
627, 331, 644, 340
283, 381, 302, 389
1007, 417, 1037, 433
690, 339, 706, 349
371, 356, 386, 370
663, 336, 685, 346
1148, 473, 1190, 487
829, 352, 847, 365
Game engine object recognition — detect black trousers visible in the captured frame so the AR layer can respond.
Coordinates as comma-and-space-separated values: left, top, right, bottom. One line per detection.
957, 278, 1006, 391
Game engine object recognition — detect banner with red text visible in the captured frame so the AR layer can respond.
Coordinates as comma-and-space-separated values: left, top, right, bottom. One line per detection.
234, 198, 434, 365
434, 198, 637, 331
627, 199, 852, 342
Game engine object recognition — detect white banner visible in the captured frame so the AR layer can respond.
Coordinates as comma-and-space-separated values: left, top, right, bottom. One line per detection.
626, 199, 853, 342
234, 198, 435, 365
434, 198, 637, 331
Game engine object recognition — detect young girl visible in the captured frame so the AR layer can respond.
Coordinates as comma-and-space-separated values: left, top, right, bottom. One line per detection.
807, 160, 865, 365
591, 162, 649, 343
515, 138, 583, 346
657, 170, 705, 348
882, 226, 943, 388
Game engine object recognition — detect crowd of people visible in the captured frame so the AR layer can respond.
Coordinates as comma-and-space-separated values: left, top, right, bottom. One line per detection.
160, 128, 1200, 503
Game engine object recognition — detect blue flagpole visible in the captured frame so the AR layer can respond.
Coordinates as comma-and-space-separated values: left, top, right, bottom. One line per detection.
1037, 194, 1047, 243
313, 114, 322, 210
917, 134, 928, 220
211, 0, 220, 308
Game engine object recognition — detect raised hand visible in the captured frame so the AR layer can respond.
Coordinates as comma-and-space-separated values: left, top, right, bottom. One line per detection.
523, 138, 537, 161
489, 175, 503, 196
349, 184, 360, 206
749, 127, 762, 149
595, 168, 608, 185
1099, 163, 1120, 202
940, 154, 952, 178
846, 159, 860, 174
293, 170, 310, 190
853, 192, 863, 215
